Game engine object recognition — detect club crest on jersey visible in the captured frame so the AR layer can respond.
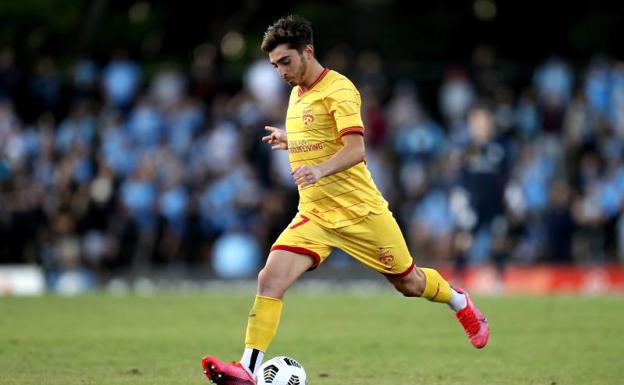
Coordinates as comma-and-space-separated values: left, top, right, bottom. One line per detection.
378, 248, 395, 267
302, 107, 314, 125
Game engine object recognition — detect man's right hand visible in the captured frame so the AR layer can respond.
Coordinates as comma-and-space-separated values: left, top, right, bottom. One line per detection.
262, 126, 288, 150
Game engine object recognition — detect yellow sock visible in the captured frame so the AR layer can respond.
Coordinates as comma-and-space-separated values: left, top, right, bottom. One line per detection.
420, 268, 452, 303
244, 295, 283, 352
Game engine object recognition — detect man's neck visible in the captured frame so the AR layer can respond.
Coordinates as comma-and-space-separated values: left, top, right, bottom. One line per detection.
300, 61, 326, 90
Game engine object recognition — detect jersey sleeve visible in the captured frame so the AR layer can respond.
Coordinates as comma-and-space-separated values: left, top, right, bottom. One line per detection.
324, 80, 365, 137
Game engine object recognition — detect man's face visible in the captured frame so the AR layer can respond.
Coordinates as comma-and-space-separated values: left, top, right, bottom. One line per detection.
268, 43, 311, 86
468, 108, 495, 144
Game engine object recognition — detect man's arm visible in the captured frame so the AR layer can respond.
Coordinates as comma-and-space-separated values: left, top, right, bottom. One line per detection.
292, 134, 365, 188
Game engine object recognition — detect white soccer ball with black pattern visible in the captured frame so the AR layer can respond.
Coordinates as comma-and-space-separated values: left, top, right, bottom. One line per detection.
257, 356, 307, 385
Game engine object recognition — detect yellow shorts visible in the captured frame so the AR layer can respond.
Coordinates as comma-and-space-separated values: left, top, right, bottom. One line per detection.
271, 210, 415, 277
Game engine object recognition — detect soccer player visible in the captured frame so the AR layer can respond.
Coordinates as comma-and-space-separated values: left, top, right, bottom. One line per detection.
202, 15, 489, 385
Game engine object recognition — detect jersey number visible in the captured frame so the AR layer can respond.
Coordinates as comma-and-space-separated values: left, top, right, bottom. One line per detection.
290, 215, 310, 229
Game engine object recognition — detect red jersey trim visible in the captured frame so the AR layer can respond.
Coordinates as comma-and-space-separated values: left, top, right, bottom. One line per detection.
298, 68, 330, 97
270, 245, 321, 270
339, 126, 365, 137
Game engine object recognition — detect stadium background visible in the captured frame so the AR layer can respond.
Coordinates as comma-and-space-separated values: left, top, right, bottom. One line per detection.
1, 0, 624, 295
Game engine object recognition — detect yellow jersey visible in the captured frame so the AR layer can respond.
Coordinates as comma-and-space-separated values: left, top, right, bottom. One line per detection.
285, 68, 388, 228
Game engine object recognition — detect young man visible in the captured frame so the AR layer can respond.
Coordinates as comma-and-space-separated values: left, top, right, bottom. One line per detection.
202, 15, 489, 385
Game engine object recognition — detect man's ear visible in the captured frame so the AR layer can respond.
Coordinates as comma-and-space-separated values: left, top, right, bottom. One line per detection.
305, 44, 314, 58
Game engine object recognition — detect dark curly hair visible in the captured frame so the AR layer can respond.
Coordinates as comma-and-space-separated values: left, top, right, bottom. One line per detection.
261, 15, 313, 53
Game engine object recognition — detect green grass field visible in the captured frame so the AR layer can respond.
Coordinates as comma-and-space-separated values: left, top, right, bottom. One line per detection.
1, 289, 622, 385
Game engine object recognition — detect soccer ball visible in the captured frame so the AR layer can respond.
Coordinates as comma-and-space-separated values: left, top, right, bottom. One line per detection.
257, 356, 307, 385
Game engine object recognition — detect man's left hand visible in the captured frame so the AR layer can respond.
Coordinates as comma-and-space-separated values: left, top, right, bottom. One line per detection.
291, 165, 323, 188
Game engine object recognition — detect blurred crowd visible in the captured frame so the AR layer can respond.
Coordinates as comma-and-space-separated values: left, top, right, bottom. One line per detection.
1, 44, 624, 288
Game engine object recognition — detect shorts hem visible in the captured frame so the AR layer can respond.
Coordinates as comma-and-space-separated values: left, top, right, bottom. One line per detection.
270, 245, 321, 271
382, 262, 415, 278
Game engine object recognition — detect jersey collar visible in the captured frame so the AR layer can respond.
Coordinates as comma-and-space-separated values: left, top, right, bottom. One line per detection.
297, 67, 330, 97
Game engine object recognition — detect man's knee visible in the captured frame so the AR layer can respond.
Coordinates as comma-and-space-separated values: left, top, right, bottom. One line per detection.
257, 267, 276, 291
395, 281, 422, 297
392, 268, 426, 297
257, 266, 288, 298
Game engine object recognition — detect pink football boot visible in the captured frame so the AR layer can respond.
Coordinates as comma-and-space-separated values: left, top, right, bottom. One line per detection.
453, 287, 489, 348
201, 355, 256, 385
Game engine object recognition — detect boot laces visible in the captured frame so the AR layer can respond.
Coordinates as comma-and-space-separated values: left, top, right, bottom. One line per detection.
459, 308, 480, 336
